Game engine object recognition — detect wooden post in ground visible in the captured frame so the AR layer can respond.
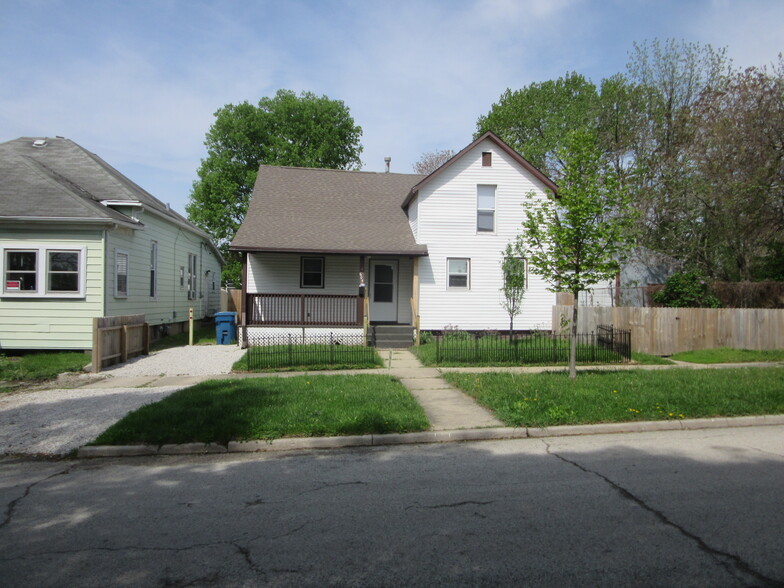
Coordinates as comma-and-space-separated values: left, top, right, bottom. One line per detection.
92, 317, 101, 373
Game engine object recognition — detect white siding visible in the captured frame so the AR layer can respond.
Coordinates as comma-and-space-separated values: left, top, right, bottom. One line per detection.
0, 228, 104, 350
416, 138, 556, 331
105, 209, 222, 326
248, 252, 360, 295
407, 198, 418, 241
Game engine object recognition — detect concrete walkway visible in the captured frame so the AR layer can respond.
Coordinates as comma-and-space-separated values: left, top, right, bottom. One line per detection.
384, 349, 504, 430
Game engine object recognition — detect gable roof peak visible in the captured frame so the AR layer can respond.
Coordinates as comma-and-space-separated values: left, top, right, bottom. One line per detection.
402, 131, 557, 208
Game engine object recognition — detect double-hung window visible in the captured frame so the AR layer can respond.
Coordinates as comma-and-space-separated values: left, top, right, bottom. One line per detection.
301, 257, 324, 288
477, 185, 496, 232
187, 253, 197, 299
115, 250, 129, 298
447, 258, 470, 289
2, 246, 86, 297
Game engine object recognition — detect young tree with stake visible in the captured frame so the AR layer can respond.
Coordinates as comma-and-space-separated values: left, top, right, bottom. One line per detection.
513, 129, 636, 379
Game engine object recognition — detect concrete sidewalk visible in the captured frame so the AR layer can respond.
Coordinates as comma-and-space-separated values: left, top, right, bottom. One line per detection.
385, 349, 503, 430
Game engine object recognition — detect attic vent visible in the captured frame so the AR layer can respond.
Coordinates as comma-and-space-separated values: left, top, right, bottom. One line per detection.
32, 139, 48, 148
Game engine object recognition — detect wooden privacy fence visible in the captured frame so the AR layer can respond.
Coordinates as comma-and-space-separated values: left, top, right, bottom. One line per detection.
553, 305, 784, 356
92, 314, 149, 372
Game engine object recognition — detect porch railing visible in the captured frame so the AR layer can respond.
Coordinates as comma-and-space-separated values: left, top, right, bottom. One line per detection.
246, 293, 363, 326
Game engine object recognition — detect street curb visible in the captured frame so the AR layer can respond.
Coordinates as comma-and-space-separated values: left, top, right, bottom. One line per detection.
76, 414, 784, 458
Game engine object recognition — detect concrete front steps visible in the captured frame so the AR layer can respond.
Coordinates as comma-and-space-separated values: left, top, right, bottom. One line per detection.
371, 324, 414, 349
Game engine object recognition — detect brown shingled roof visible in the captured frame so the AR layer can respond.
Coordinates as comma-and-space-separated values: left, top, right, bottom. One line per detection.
231, 165, 428, 255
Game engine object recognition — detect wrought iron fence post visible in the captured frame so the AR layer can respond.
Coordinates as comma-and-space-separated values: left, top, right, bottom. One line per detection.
435, 336, 440, 364
288, 334, 293, 365
330, 332, 335, 364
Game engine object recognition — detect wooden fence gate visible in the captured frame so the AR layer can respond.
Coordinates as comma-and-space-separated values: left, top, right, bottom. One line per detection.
92, 314, 149, 373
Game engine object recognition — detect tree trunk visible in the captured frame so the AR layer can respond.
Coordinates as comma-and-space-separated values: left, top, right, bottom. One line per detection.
569, 294, 578, 379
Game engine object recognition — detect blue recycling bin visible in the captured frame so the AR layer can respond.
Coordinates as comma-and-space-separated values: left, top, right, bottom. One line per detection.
214, 312, 237, 345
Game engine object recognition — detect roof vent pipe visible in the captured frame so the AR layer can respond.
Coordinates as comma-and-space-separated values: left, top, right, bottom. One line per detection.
384, 157, 391, 173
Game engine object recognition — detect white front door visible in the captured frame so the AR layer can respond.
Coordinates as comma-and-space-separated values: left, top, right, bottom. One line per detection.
370, 259, 398, 323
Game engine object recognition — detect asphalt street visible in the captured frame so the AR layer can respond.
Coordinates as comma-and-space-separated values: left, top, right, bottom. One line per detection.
1, 425, 783, 587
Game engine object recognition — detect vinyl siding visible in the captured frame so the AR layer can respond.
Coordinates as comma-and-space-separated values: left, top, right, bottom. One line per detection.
0, 228, 104, 349
416, 138, 556, 331
105, 208, 222, 326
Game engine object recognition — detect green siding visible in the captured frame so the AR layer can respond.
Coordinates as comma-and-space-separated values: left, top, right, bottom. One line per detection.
0, 229, 104, 350
105, 210, 222, 327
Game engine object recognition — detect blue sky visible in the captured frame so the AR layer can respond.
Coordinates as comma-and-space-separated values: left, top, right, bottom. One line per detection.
2, 0, 782, 216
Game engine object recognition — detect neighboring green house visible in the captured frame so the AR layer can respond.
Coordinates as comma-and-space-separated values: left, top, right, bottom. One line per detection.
0, 137, 223, 351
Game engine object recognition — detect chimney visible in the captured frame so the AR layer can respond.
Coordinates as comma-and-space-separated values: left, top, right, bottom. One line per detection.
384, 157, 391, 173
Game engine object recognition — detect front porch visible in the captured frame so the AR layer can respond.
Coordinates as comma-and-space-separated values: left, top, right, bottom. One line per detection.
240, 252, 423, 346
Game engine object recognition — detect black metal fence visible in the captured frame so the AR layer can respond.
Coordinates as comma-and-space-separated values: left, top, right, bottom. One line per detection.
433, 326, 631, 365
244, 332, 376, 370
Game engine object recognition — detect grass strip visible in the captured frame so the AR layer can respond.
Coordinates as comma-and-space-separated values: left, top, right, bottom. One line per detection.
233, 345, 383, 372
631, 352, 674, 365
91, 374, 429, 445
414, 338, 628, 367
670, 347, 784, 364
444, 367, 784, 428
0, 352, 90, 384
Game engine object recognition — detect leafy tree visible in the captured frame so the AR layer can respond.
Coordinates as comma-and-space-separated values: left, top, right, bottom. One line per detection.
187, 90, 363, 285
513, 129, 636, 379
687, 60, 784, 280
624, 39, 733, 269
500, 245, 527, 336
651, 272, 721, 308
476, 72, 600, 181
413, 149, 454, 174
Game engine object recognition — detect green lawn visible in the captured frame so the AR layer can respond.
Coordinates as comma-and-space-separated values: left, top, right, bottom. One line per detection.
233, 344, 382, 372
670, 348, 784, 364
0, 352, 90, 392
414, 334, 629, 367
151, 325, 217, 350
632, 352, 674, 365
444, 367, 784, 428
91, 374, 429, 445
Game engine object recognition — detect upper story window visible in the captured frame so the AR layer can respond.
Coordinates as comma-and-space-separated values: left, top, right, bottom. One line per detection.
477, 184, 496, 232
482, 151, 492, 166
301, 257, 324, 288
2, 245, 86, 298
447, 258, 470, 289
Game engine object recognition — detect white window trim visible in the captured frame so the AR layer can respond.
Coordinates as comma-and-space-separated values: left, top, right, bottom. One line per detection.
1, 244, 87, 298
115, 249, 129, 298
447, 257, 470, 290
477, 184, 496, 233
301, 256, 325, 289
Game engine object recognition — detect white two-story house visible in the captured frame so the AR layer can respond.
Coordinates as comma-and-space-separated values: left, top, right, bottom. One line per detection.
230, 131, 558, 347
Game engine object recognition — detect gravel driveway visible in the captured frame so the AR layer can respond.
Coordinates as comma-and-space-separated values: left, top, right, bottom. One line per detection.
0, 345, 246, 456
101, 344, 245, 377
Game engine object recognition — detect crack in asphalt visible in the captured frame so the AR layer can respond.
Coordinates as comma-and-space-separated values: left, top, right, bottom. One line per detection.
542, 440, 783, 587
405, 500, 495, 511
299, 480, 367, 496
0, 466, 73, 530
